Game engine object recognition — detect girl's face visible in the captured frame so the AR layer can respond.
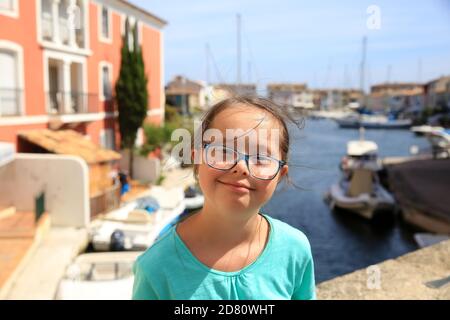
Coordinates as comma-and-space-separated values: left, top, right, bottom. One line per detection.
195, 105, 288, 217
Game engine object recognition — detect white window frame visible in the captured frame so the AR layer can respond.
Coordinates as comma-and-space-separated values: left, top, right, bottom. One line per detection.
42, 50, 87, 115
98, 4, 112, 44
0, 0, 19, 18
99, 61, 113, 102
36, 0, 91, 55
0, 40, 25, 116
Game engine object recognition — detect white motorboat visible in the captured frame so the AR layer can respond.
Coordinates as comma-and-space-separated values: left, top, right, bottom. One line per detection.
183, 185, 204, 211
425, 129, 450, 159
324, 131, 396, 220
309, 110, 357, 120
89, 186, 185, 251
55, 251, 142, 300
411, 125, 444, 136
335, 114, 412, 129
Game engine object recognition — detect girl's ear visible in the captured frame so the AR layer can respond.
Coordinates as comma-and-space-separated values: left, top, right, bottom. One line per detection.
279, 165, 288, 178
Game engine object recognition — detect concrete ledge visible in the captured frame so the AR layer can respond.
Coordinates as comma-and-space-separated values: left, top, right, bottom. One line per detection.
3, 227, 89, 300
317, 240, 450, 300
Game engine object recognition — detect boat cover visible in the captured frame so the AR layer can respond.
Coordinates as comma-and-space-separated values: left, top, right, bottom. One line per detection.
387, 159, 450, 223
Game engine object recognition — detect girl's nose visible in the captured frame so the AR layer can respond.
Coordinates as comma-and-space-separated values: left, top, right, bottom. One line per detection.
232, 159, 249, 176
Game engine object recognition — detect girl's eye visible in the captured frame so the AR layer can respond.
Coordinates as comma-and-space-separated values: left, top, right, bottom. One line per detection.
254, 155, 272, 165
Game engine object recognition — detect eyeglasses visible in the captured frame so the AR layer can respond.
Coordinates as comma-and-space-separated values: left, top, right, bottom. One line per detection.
203, 143, 286, 180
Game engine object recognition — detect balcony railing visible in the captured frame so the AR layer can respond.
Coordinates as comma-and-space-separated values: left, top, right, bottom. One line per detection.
48, 91, 102, 115
47, 91, 116, 115
0, 89, 23, 116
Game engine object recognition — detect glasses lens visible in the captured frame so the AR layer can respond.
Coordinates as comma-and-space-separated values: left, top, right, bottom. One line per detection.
206, 145, 237, 170
249, 155, 280, 179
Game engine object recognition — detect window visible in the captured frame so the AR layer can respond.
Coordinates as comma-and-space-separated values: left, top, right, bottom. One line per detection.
99, 5, 112, 43
100, 128, 116, 150
99, 62, 112, 101
101, 7, 109, 37
102, 66, 111, 99
0, 49, 20, 116
0, 0, 18, 18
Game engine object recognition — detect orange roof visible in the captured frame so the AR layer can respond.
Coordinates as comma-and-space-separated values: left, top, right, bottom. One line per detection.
165, 76, 204, 95
19, 130, 121, 164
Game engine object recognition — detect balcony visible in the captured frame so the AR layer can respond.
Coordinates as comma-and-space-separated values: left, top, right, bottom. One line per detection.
47, 91, 99, 115
47, 91, 116, 116
0, 89, 23, 116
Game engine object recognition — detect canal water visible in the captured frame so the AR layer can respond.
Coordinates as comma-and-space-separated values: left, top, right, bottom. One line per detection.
262, 118, 431, 284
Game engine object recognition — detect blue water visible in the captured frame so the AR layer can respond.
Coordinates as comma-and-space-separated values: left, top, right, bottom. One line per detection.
262, 118, 430, 284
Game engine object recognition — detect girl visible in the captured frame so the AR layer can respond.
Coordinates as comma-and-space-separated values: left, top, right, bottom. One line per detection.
132, 96, 316, 300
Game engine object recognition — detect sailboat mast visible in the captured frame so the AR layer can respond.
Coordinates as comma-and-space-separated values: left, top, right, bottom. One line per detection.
360, 36, 367, 108
237, 13, 242, 92
360, 36, 367, 94
205, 43, 210, 85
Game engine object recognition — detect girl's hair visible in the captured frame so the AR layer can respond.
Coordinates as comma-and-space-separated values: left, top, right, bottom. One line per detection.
192, 95, 304, 187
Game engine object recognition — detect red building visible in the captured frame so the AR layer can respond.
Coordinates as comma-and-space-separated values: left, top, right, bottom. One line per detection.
0, 0, 166, 151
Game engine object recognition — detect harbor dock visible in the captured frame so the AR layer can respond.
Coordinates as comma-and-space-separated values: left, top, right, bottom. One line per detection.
317, 239, 450, 299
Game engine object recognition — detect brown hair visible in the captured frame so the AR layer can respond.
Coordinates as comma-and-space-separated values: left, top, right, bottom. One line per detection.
192, 95, 304, 187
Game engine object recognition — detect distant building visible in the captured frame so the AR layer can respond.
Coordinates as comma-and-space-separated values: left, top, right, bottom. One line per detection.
312, 89, 363, 110
165, 75, 208, 114
166, 82, 258, 111
214, 83, 257, 97
291, 90, 315, 109
424, 76, 450, 110
267, 83, 316, 109
341, 89, 364, 109
369, 83, 425, 113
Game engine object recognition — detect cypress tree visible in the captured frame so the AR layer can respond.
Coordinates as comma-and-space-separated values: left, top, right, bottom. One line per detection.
116, 18, 149, 178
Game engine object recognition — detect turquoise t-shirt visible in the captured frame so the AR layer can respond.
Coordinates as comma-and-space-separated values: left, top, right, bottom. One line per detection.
132, 213, 316, 300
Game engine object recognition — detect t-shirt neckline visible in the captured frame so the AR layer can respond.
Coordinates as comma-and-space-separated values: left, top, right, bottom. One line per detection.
173, 213, 274, 277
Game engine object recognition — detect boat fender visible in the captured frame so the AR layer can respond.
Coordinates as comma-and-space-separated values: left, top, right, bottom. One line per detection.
110, 230, 126, 251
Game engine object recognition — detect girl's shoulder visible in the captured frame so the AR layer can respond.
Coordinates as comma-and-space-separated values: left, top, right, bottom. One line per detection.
264, 214, 312, 254
135, 226, 177, 270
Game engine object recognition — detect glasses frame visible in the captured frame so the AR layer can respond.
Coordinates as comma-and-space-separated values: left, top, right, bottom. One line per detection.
203, 142, 286, 181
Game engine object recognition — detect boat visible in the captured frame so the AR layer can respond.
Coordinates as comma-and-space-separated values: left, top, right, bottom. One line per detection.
425, 129, 450, 159
386, 158, 450, 234
309, 110, 357, 120
324, 130, 396, 220
411, 125, 444, 136
55, 251, 142, 300
89, 186, 186, 251
335, 114, 412, 129
183, 184, 204, 212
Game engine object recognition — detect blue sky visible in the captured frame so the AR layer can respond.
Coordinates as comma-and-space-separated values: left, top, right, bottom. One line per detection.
130, 0, 450, 92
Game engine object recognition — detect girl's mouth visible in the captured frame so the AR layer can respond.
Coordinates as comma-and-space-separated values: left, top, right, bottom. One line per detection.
217, 180, 254, 193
